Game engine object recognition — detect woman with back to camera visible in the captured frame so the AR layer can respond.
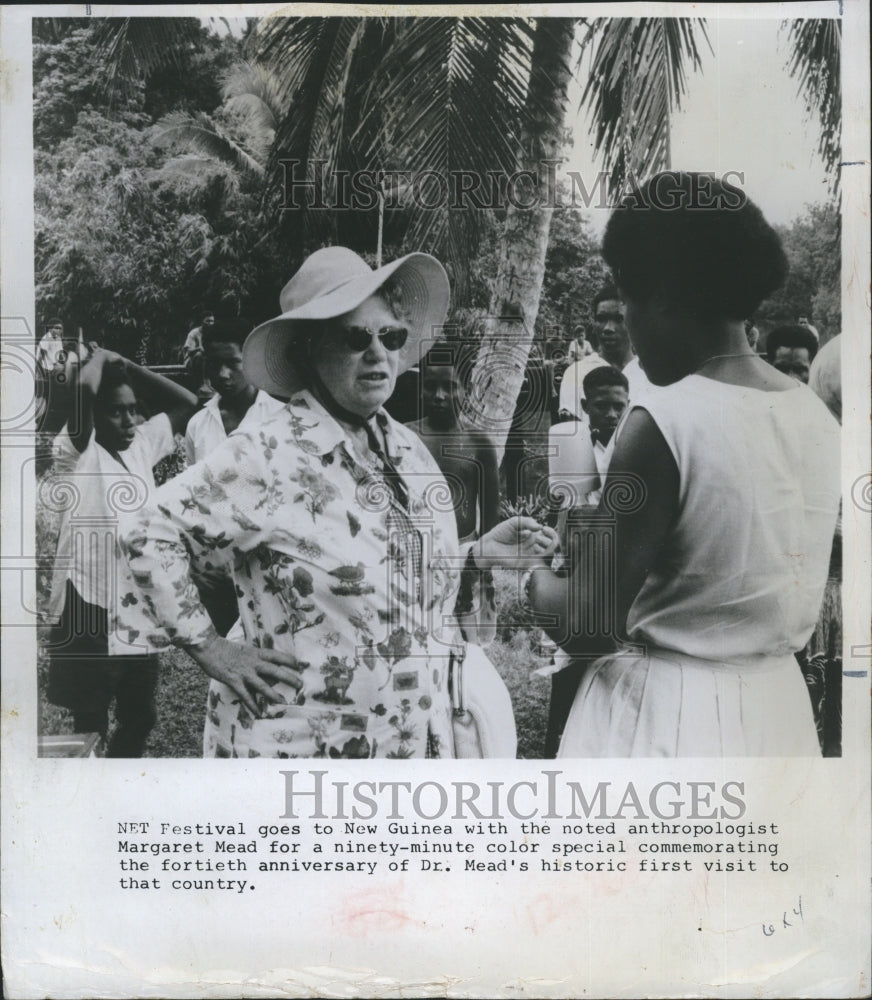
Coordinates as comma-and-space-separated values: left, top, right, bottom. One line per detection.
114, 247, 556, 758
522, 172, 840, 757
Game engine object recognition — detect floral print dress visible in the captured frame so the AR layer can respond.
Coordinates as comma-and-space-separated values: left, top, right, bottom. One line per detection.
114, 390, 495, 758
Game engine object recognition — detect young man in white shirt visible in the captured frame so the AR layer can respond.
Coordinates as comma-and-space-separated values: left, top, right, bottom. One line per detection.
183, 316, 285, 635
46, 348, 197, 756
558, 285, 651, 420
580, 365, 630, 499
36, 318, 66, 373
184, 316, 286, 466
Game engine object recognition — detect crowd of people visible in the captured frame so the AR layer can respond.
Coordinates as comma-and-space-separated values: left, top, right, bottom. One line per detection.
39, 172, 842, 760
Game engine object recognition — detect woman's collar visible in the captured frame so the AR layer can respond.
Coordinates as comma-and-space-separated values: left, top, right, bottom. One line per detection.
286, 388, 411, 460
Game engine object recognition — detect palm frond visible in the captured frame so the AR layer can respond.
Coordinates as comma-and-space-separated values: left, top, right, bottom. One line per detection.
253, 16, 540, 296
362, 18, 535, 295
784, 19, 841, 186
222, 61, 282, 134
255, 17, 387, 209
91, 17, 203, 91
579, 17, 710, 195
155, 111, 266, 181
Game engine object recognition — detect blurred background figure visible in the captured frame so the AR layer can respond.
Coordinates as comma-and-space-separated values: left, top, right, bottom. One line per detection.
544, 335, 571, 416
36, 317, 67, 374
182, 310, 217, 403
35, 319, 93, 439
565, 323, 595, 364
797, 314, 820, 343
744, 318, 761, 352
809, 334, 841, 423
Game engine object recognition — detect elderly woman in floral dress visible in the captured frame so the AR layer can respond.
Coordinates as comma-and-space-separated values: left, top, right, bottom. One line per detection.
114, 247, 556, 758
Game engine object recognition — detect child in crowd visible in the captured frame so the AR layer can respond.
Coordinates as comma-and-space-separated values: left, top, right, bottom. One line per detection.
580, 365, 630, 497
184, 316, 285, 465
46, 348, 197, 756
406, 344, 500, 544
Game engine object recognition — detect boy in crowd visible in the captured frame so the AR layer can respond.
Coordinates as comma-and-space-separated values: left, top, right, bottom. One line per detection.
544, 368, 630, 757
184, 316, 285, 465
46, 348, 197, 756
184, 316, 285, 634
766, 324, 819, 384
550, 366, 630, 556
580, 365, 630, 499
406, 344, 500, 544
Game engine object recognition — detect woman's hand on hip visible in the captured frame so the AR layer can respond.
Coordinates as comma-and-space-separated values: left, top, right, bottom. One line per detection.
474, 516, 559, 570
185, 635, 304, 717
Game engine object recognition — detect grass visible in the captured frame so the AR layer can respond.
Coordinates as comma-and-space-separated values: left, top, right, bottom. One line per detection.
487, 626, 553, 760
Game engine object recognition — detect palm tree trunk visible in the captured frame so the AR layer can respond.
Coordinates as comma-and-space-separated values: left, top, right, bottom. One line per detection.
463, 18, 576, 466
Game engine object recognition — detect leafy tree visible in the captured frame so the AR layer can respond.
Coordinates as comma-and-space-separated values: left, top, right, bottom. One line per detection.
756, 203, 841, 342
535, 197, 609, 342
34, 20, 290, 361
33, 22, 141, 149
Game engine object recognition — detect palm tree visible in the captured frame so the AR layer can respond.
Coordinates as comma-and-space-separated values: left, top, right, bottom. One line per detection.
578, 18, 711, 192
154, 62, 282, 184
92, 16, 205, 93
460, 18, 575, 454
89, 14, 713, 460
784, 19, 841, 187
253, 16, 535, 299
463, 16, 714, 462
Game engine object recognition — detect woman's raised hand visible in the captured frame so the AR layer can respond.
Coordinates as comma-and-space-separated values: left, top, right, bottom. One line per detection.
185, 635, 304, 717
473, 516, 559, 571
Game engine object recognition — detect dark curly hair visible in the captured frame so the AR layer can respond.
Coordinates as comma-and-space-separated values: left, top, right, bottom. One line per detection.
592, 284, 621, 315
601, 173, 788, 321
94, 361, 136, 415
202, 315, 253, 352
582, 365, 629, 398
420, 341, 477, 389
766, 325, 819, 362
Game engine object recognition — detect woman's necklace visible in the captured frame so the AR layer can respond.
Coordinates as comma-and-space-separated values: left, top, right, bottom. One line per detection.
695, 351, 758, 372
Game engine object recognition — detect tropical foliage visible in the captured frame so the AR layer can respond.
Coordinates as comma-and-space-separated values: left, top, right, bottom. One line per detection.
35, 15, 841, 374
577, 17, 711, 191
756, 204, 841, 341
784, 19, 841, 185
33, 21, 286, 360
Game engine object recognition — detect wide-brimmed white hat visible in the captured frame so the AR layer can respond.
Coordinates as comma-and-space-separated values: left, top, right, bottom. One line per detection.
243, 246, 450, 397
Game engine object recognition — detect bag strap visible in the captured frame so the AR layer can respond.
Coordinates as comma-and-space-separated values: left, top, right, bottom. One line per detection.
448, 644, 467, 714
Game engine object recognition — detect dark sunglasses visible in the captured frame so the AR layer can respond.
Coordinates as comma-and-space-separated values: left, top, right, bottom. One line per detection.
335, 324, 409, 353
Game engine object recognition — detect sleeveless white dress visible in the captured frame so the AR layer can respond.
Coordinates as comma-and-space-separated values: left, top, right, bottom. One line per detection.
558, 375, 841, 757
